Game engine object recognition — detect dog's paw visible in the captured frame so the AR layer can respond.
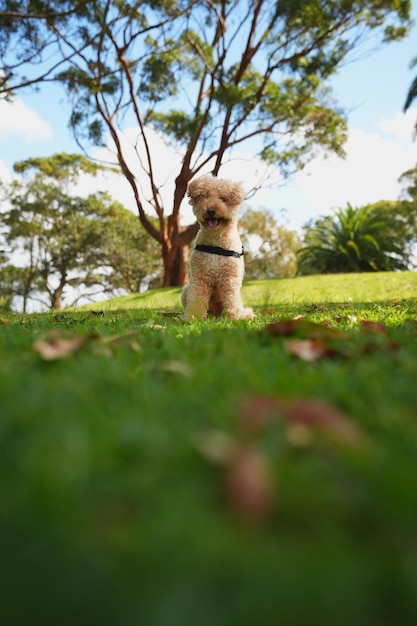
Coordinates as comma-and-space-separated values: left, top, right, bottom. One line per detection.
240, 307, 255, 320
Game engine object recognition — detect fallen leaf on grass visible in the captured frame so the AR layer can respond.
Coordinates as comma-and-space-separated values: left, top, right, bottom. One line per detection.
239, 395, 364, 448
265, 319, 350, 340
226, 447, 273, 523
284, 337, 348, 361
0, 317, 11, 325
33, 332, 91, 361
264, 319, 350, 361
239, 396, 281, 436
199, 394, 367, 524
100, 330, 141, 354
150, 360, 193, 377
304, 304, 326, 313
276, 398, 364, 447
264, 317, 400, 360
141, 319, 166, 330
258, 308, 278, 316
359, 320, 387, 336
198, 430, 273, 523
33, 330, 142, 360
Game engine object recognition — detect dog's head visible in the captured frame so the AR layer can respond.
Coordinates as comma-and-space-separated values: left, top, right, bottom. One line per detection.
187, 175, 245, 232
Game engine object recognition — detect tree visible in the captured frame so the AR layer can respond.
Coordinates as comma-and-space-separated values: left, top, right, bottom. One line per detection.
298, 203, 409, 275
397, 164, 417, 242
0, 1, 411, 286
404, 55, 417, 135
99, 204, 163, 295
239, 207, 300, 280
0, 153, 161, 311
0, 255, 18, 311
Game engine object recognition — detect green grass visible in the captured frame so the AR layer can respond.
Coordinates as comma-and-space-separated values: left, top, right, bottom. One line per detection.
2, 272, 417, 625
78, 271, 417, 311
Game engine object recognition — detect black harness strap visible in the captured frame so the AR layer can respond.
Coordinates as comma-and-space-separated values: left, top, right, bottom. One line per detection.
195, 244, 244, 259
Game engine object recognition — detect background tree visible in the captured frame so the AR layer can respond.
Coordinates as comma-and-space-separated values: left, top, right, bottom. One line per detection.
397, 164, 417, 243
0, 1, 411, 286
404, 55, 417, 135
0, 1, 89, 95
0, 153, 161, 311
99, 204, 162, 296
239, 207, 300, 280
0, 255, 18, 311
298, 203, 409, 275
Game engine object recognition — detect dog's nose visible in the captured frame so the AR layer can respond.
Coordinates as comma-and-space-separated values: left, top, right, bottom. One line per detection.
207, 207, 216, 217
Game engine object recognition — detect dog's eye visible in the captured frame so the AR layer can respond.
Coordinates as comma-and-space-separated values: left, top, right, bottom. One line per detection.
220, 197, 227, 203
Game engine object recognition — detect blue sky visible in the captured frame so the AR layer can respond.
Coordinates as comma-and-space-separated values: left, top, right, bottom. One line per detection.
1, 4, 417, 230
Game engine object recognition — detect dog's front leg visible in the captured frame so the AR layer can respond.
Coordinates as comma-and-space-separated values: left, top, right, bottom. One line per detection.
182, 281, 211, 321
217, 279, 254, 320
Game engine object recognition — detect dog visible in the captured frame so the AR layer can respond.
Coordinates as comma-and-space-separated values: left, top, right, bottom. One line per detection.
181, 175, 254, 321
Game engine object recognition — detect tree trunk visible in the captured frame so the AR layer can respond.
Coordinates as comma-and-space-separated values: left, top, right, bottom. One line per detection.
50, 274, 66, 309
162, 242, 189, 287
51, 289, 63, 309
161, 214, 198, 287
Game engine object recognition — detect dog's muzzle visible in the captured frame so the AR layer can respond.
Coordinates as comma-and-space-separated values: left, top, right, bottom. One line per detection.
204, 208, 221, 229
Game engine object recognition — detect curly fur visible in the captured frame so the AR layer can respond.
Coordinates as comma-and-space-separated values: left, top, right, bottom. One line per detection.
182, 175, 254, 321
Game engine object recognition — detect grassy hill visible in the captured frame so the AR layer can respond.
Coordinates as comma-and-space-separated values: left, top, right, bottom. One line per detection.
79, 271, 417, 311
1, 272, 417, 625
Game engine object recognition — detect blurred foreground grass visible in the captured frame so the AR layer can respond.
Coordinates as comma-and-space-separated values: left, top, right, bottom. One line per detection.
1, 272, 417, 625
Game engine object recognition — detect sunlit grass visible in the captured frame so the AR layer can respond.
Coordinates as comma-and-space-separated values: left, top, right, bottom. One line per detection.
1, 271, 417, 625
73, 271, 417, 312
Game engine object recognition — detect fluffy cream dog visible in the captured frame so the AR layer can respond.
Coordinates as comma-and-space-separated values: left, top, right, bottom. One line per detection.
181, 175, 254, 321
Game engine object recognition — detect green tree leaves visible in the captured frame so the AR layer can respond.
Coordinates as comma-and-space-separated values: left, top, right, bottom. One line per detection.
298, 204, 409, 275
240, 207, 301, 280
0, 153, 161, 311
0, 1, 412, 285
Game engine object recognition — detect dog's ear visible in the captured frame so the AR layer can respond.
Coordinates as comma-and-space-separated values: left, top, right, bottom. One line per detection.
228, 182, 246, 205
187, 177, 208, 199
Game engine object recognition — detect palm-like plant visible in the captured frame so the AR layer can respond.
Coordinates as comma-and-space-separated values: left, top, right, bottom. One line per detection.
298, 204, 409, 275
404, 55, 417, 136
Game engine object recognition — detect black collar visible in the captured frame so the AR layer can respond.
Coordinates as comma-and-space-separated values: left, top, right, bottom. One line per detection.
195, 244, 244, 258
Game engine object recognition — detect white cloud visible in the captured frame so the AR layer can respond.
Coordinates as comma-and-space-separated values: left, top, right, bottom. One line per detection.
377, 108, 417, 144
0, 159, 12, 184
0, 97, 53, 141
279, 107, 417, 226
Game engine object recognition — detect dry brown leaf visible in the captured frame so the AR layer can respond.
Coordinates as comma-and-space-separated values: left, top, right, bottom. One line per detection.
141, 319, 166, 330
34, 330, 144, 360
0, 317, 11, 325
258, 308, 278, 316
33, 332, 89, 361
284, 338, 341, 362
152, 360, 193, 377
239, 396, 280, 436
102, 330, 141, 349
265, 319, 350, 341
226, 446, 273, 523
239, 395, 365, 448
359, 320, 387, 336
275, 398, 364, 447
333, 315, 350, 324
304, 304, 326, 313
